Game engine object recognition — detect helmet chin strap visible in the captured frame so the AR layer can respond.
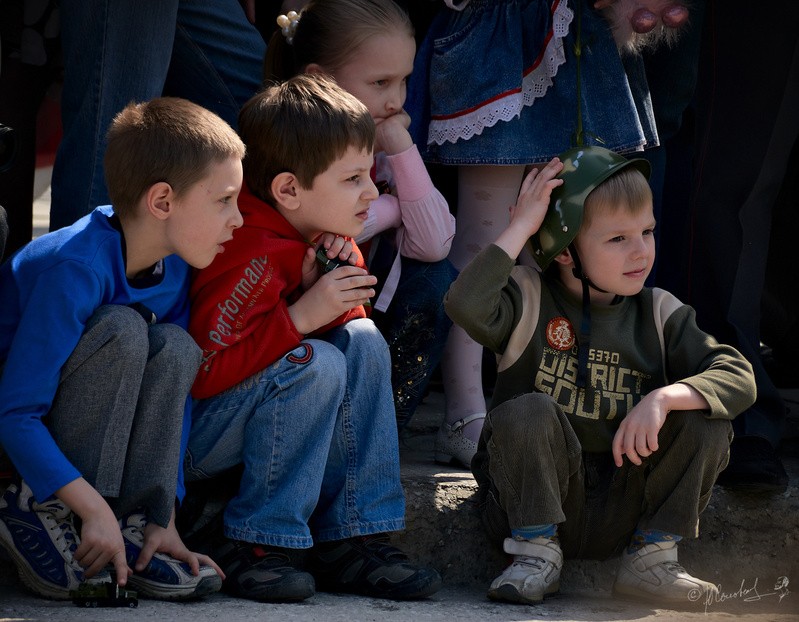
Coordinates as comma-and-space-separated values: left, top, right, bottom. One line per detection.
567, 244, 601, 390
569, 244, 609, 295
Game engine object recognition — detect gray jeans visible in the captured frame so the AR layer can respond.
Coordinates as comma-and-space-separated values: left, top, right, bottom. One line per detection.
48, 305, 201, 527
472, 392, 733, 560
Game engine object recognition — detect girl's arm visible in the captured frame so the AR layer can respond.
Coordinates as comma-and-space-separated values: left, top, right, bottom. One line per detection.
377, 145, 455, 261
355, 144, 455, 259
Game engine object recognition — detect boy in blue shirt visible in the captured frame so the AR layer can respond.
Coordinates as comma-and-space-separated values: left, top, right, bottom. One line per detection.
0, 97, 244, 601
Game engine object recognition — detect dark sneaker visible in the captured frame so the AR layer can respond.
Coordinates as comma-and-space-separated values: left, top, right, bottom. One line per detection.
0, 480, 109, 599
716, 436, 789, 493
213, 539, 315, 602
120, 512, 221, 600
310, 534, 442, 600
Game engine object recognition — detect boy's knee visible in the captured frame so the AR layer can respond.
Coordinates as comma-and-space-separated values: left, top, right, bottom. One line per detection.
149, 323, 202, 370
662, 410, 733, 454
338, 318, 390, 359
292, 340, 347, 387
487, 393, 564, 450
88, 305, 150, 356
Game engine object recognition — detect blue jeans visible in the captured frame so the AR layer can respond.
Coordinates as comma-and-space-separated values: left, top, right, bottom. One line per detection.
185, 319, 406, 549
51, 0, 265, 230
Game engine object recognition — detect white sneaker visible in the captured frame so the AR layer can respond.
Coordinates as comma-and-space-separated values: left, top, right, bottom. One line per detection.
487, 537, 562, 604
120, 512, 221, 600
613, 541, 718, 604
0, 480, 110, 599
434, 413, 485, 468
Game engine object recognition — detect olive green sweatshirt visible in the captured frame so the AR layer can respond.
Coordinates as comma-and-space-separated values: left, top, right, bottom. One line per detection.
444, 244, 756, 452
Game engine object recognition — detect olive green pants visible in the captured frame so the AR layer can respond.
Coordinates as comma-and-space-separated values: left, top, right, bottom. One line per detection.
472, 392, 733, 560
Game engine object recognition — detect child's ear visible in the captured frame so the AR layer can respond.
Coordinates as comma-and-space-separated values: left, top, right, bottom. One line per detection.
145, 182, 175, 220
552, 247, 574, 266
304, 63, 326, 76
271, 172, 301, 211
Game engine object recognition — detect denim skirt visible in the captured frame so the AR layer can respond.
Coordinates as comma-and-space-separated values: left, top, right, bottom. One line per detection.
406, 0, 659, 165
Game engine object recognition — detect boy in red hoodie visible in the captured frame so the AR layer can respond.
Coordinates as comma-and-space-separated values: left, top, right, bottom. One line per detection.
185, 74, 441, 604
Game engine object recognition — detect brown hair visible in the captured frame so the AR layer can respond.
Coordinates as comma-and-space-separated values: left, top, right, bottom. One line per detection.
582, 166, 652, 229
263, 0, 413, 83
238, 74, 375, 204
104, 97, 245, 219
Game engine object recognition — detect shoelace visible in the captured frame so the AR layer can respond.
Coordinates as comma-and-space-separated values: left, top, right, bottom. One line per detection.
120, 514, 147, 545
34, 501, 81, 563
513, 556, 547, 571
660, 560, 687, 574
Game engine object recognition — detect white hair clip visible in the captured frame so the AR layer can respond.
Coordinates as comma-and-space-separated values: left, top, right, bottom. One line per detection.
276, 11, 300, 45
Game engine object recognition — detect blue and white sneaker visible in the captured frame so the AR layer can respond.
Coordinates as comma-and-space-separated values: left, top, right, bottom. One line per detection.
120, 512, 222, 600
0, 480, 109, 599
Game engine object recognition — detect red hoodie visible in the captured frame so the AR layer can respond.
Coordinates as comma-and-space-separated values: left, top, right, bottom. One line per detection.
189, 184, 367, 399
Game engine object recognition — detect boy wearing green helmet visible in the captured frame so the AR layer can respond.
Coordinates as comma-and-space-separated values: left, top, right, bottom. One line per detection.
444, 147, 756, 606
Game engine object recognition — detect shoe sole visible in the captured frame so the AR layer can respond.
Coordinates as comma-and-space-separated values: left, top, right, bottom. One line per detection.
716, 481, 788, 495
223, 574, 316, 603
0, 520, 73, 600
127, 572, 222, 601
433, 451, 471, 470
611, 583, 714, 608
316, 568, 443, 600
487, 582, 559, 605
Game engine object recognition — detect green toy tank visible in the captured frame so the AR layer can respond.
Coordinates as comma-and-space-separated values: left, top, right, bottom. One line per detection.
70, 581, 138, 608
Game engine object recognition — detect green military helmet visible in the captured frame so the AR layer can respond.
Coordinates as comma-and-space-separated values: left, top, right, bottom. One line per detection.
529, 146, 651, 270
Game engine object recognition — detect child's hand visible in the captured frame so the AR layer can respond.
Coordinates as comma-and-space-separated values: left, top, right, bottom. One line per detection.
136, 509, 224, 580
300, 235, 360, 291
316, 234, 359, 268
59, 478, 131, 584
510, 157, 564, 234
494, 157, 564, 259
612, 383, 711, 467
289, 266, 377, 334
300, 246, 321, 291
74, 499, 131, 584
611, 390, 668, 467
375, 110, 413, 155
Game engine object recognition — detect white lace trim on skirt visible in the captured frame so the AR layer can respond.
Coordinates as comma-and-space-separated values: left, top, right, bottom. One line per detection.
427, 0, 573, 146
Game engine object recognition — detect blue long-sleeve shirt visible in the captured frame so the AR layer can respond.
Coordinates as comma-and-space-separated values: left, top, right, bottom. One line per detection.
0, 206, 192, 503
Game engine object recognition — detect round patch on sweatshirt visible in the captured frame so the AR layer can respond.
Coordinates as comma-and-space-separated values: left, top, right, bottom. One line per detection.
546, 316, 575, 351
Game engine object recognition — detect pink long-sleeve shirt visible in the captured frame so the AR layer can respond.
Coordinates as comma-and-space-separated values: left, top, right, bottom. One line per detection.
355, 144, 455, 311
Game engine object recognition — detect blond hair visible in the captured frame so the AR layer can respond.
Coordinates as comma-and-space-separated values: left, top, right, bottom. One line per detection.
263, 0, 413, 83
104, 97, 245, 219
582, 166, 652, 229
238, 74, 375, 204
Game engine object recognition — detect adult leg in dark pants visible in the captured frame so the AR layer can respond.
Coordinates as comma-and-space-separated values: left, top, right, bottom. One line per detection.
685, 0, 799, 492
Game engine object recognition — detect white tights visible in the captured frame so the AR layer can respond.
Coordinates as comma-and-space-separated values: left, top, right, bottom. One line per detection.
442, 164, 526, 442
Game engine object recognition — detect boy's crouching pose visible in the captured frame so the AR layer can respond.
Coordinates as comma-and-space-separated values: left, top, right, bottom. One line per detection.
186, 74, 442, 603
445, 147, 756, 607
0, 98, 245, 600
